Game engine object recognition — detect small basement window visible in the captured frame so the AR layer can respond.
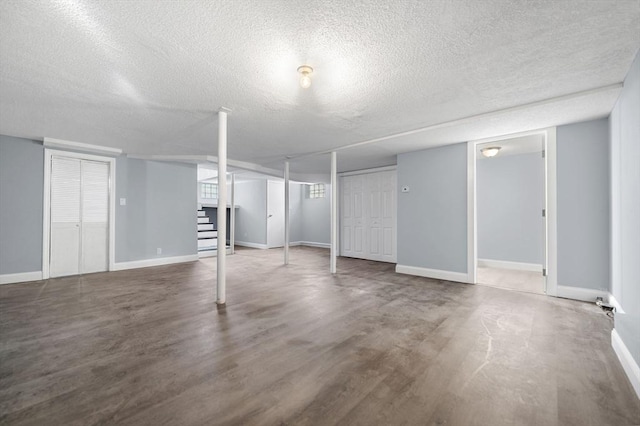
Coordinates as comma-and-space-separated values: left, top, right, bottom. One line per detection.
308, 183, 325, 199
201, 183, 218, 199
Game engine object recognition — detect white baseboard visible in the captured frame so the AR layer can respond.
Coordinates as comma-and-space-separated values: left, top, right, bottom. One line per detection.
198, 248, 232, 258
478, 259, 542, 272
612, 329, 640, 399
0, 271, 43, 285
235, 241, 268, 249
111, 254, 198, 271
396, 265, 469, 283
296, 241, 330, 249
608, 293, 625, 314
238, 241, 330, 250
556, 285, 608, 303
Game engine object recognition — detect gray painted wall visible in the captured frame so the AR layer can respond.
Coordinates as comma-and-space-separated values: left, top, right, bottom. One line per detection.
0, 136, 44, 274
397, 143, 468, 273
610, 51, 640, 368
477, 152, 544, 265
301, 183, 331, 245
233, 180, 329, 246
290, 183, 304, 243
234, 180, 267, 245
116, 158, 197, 262
557, 118, 610, 290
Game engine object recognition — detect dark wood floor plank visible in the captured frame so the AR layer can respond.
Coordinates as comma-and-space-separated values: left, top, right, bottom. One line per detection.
1, 247, 638, 426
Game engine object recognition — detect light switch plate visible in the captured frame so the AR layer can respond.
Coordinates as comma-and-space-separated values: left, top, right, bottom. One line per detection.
401, 186, 410, 193
120, 198, 126, 206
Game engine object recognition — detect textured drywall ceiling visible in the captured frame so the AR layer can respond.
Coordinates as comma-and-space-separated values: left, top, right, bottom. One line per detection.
0, 0, 638, 173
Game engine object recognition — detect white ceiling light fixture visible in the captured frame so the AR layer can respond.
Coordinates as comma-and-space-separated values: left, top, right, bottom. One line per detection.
297, 65, 313, 89
481, 146, 502, 158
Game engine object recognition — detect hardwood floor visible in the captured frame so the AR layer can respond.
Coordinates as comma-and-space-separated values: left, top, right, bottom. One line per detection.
1, 247, 638, 425
477, 266, 545, 294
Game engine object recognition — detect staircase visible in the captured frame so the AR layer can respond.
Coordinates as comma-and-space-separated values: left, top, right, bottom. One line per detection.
198, 209, 217, 255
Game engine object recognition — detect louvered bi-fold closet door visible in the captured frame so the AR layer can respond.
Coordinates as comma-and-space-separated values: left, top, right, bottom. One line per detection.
80, 160, 109, 274
50, 157, 82, 277
50, 157, 109, 277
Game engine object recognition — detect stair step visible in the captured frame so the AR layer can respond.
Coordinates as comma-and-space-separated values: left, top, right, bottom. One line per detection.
198, 230, 217, 239
197, 210, 206, 217
198, 223, 214, 231
198, 238, 217, 249
197, 217, 210, 224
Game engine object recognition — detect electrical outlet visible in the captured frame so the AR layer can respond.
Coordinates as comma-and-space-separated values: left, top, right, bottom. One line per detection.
157, 248, 162, 255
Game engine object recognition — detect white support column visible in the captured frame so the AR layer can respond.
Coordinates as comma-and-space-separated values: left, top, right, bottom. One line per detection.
230, 172, 235, 255
284, 161, 290, 265
217, 108, 229, 305
330, 151, 338, 274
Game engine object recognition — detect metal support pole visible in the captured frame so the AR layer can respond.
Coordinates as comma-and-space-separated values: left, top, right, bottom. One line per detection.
284, 161, 290, 265
230, 172, 235, 255
330, 151, 337, 274
217, 108, 229, 305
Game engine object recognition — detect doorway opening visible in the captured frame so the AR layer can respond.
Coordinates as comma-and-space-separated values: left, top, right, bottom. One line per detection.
468, 128, 558, 296
196, 164, 236, 258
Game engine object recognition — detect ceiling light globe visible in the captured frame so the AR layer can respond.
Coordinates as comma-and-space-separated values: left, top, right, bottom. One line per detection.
481, 147, 501, 158
300, 75, 312, 89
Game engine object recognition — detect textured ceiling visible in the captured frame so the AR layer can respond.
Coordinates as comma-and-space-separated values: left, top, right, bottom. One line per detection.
0, 0, 638, 174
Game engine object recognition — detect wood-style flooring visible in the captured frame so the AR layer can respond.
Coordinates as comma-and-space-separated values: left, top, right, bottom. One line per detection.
477, 266, 545, 294
1, 247, 639, 425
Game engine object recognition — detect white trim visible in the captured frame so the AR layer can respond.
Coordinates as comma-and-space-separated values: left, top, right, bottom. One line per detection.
43, 137, 122, 155
43, 149, 117, 279
467, 141, 477, 284
230, 173, 236, 255
546, 127, 558, 296
339, 165, 397, 177
42, 151, 51, 279
0, 271, 43, 285
477, 259, 543, 272
284, 163, 290, 265
467, 127, 558, 296
556, 285, 608, 302
330, 151, 337, 274
111, 254, 198, 271
612, 329, 640, 399
396, 265, 469, 283
297, 241, 331, 249
608, 293, 625, 314
234, 241, 268, 249
198, 248, 232, 258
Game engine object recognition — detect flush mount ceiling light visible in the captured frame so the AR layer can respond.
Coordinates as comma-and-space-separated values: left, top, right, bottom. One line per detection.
297, 65, 313, 88
481, 146, 502, 158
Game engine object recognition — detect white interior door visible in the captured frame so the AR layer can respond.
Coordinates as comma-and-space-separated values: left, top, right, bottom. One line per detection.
81, 161, 109, 273
50, 157, 81, 277
368, 173, 382, 258
267, 180, 285, 248
341, 171, 395, 262
341, 175, 366, 258
367, 171, 397, 263
49, 156, 110, 277
341, 177, 353, 255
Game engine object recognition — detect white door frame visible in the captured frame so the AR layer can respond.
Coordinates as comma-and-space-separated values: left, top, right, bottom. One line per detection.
467, 127, 557, 296
43, 149, 116, 279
